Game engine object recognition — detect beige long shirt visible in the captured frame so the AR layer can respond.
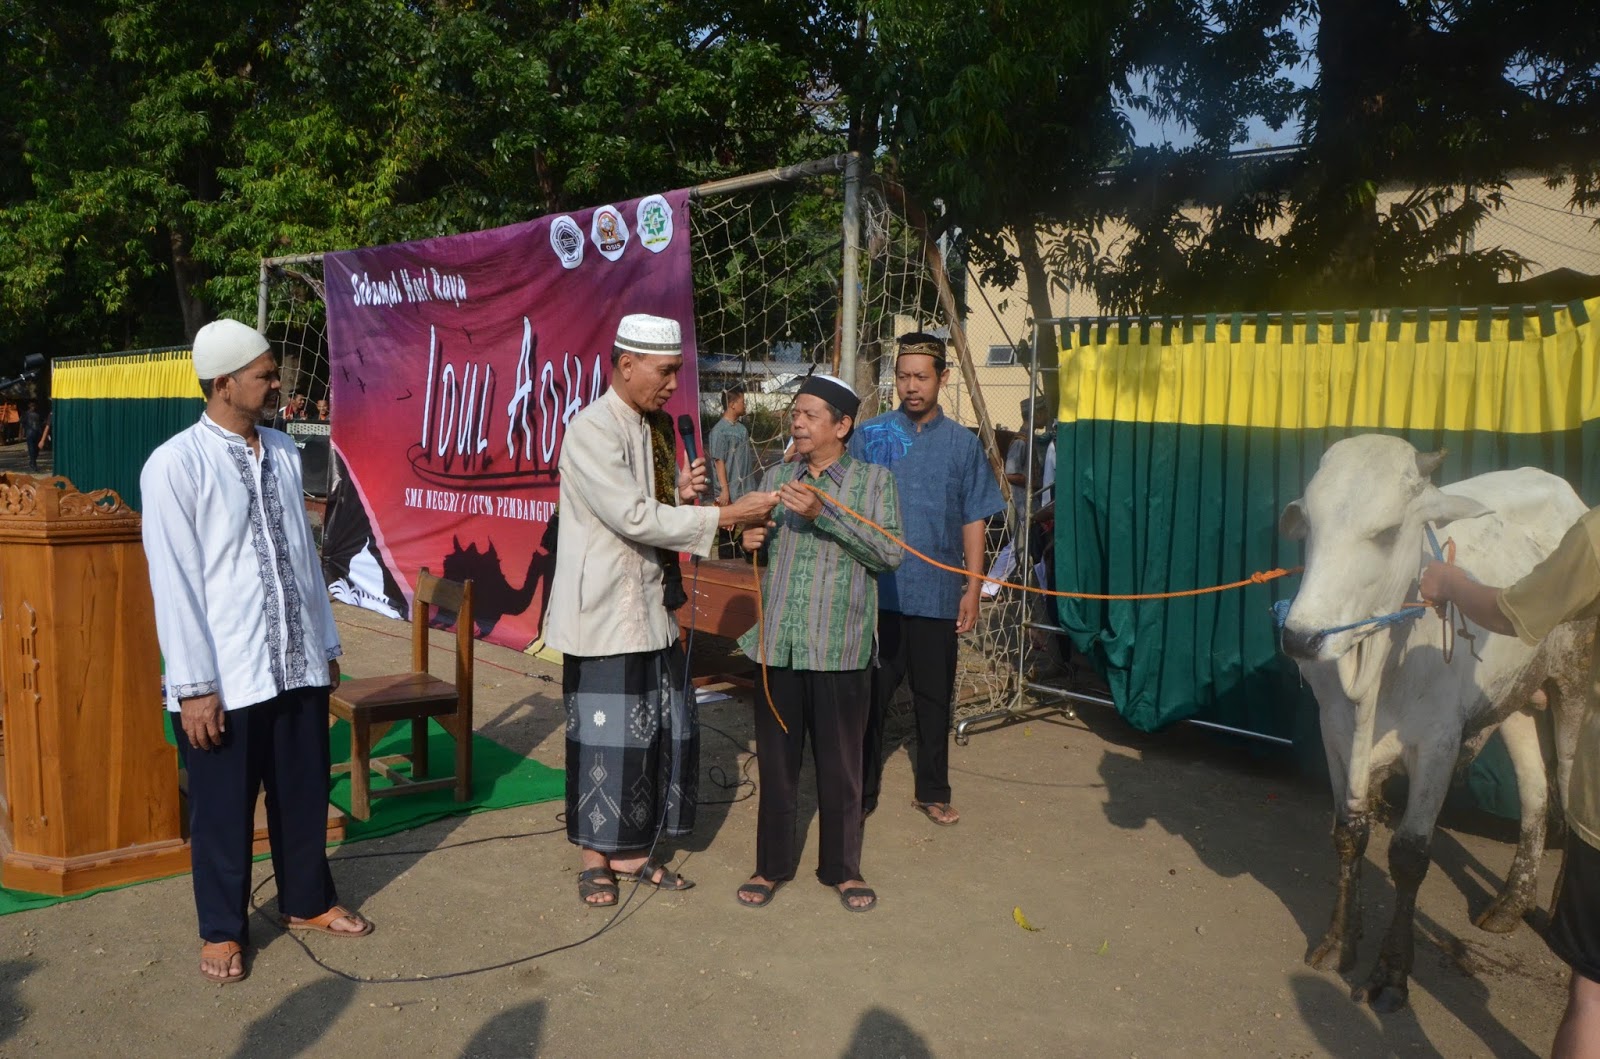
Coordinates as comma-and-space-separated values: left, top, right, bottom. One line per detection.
1498, 506, 1600, 849
542, 388, 718, 658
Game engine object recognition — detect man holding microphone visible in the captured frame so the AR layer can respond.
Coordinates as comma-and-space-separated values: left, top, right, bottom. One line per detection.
544, 314, 776, 907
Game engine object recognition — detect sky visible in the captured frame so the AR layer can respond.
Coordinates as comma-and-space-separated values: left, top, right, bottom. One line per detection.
1125, 18, 1317, 150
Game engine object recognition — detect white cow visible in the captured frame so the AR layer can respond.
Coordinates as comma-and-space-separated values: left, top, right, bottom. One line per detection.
1279, 434, 1588, 1013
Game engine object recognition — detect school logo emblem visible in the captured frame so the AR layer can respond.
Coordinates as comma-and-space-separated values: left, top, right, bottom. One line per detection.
550, 216, 584, 269
590, 205, 630, 261
636, 195, 674, 254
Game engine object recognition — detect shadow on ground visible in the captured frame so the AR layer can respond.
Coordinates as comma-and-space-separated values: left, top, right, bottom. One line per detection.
1088, 706, 1546, 1058
842, 1006, 934, 1058
0, 958, 36, 1047
462, 999, 548, 1057
228, 976, 358, 1059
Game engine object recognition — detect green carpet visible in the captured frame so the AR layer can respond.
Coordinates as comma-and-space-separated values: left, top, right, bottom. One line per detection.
0, 717, 564, 916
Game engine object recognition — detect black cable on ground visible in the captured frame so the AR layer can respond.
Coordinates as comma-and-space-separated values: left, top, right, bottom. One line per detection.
255, 552, 761, 983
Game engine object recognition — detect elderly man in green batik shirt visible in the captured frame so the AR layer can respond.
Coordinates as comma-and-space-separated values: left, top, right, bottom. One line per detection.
734, 374, 903, 913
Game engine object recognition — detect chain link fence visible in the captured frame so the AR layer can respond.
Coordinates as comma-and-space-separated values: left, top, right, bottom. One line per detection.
261, 157, 1033, 721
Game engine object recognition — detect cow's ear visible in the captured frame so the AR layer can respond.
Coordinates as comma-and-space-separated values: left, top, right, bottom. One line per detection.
1416, 487, 1491, 527
1279, 498, 1309, 541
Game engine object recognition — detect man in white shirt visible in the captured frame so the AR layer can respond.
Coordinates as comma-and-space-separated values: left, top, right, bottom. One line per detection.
544, 314, 775, 907
141, 318, 371, 985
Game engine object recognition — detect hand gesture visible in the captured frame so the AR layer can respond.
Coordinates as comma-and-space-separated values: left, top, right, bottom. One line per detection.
956, 588, 980, 634
719, 490, 778, 529
180, 693, 227, 752
777, 480, 825, 521
1419, 560, 1466, 615
742, 520, 776, 552
678, 456, 708, 502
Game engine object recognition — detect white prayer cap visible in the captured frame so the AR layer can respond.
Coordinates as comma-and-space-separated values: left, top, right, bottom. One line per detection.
614, 314, 683, 356
193, 318, 271, 380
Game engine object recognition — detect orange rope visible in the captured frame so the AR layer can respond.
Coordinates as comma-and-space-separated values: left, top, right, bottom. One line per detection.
750, 545, 788, 734
794, 482, 1301, 600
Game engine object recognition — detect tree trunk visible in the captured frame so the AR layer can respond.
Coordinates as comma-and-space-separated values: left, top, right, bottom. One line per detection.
1013, 223, 1059, 409
169, 226, 210, 340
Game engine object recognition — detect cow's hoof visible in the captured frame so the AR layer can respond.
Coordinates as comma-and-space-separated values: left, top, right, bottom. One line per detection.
1473, 900, 1527, 935
1307, 934, 1355, 972
1352, 980, 1409, 1014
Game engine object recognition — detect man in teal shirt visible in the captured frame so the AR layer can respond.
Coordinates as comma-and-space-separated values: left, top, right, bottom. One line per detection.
850, 333, 1005, 827
737, 374, 902, 912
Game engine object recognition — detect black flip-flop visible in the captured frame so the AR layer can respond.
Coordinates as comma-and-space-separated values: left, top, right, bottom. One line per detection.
837, 885, 877, 913
577, 866, 619, 908
736, 881, 778, 909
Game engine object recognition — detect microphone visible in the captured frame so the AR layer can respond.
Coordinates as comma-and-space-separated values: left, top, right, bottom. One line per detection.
676, 414, 706, 504
676, 414, 699, 463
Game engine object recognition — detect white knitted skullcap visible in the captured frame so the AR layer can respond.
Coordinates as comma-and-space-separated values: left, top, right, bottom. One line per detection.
193, 318, 271, 380
614, 314, 682, 356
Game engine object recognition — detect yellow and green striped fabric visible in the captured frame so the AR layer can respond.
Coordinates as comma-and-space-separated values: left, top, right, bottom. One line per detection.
52, 348, 202, 510
1053, 299, 1600, 767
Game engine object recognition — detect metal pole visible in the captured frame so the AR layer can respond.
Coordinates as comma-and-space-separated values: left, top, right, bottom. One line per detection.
839, 152, 862, 391
688, 154, 851, 201
257, 258, 270, 334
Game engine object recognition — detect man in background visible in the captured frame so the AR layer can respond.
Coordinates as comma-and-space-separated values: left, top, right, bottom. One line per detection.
709, 385, 757, 557
850, 332, 1005, 827
22, 400, 44, 473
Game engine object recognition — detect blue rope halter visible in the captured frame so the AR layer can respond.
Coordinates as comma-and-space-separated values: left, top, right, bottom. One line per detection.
1271, 524, 1447, 637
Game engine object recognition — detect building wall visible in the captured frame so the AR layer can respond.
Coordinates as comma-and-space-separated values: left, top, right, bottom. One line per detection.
943, 173, 1600, 432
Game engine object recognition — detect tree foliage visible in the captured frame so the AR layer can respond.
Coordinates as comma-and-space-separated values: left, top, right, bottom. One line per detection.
4, 0, 1598, 372
1056, 0, 1600, 314
0, 0, 814, 366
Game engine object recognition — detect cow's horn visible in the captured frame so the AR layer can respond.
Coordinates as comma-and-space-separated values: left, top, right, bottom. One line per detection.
1415, 449, 1448, 477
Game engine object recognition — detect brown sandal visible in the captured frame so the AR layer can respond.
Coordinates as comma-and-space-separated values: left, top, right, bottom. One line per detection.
280, 904, 374, 937
912, 800, 960, 826
199, 939, 247, 984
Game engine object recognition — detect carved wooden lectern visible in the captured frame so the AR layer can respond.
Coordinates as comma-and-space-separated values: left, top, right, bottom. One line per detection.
0, 474, 188, 894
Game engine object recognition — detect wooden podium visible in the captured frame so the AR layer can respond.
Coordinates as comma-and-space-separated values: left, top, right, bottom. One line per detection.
0, 473, 189, 894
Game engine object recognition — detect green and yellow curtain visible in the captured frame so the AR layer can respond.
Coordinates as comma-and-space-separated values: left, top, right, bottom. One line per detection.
52, 348, 202, 511
1053, 299, 1600, 761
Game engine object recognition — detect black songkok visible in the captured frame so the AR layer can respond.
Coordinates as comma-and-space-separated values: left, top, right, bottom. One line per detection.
797, 373, 860, 420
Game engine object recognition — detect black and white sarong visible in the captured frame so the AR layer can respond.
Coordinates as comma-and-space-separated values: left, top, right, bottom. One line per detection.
563, 645, 697, 852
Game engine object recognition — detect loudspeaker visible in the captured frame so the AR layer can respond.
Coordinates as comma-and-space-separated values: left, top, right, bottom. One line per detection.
299, 435, 331, 497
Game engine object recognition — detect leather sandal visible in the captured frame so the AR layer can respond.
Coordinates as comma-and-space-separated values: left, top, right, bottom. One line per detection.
280, 904, 374, 937
912, 800, 960, 826
616, 862, 695, 891
736, 880, 778, 908
578, 867, 619, 908
837, 885, 878, 913
199, 939, 247, 984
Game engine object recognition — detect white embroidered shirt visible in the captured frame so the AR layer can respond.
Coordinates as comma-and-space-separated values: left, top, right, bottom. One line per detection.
141, 414, 342, 712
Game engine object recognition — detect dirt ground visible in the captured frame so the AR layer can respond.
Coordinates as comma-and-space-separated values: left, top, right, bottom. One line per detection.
0, 602, 1574, 1057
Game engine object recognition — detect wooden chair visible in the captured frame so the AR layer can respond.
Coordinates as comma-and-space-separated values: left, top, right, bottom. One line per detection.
330, 569, 474, 821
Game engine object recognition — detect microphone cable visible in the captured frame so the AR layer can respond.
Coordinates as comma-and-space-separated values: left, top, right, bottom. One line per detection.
254, 546, 758, 983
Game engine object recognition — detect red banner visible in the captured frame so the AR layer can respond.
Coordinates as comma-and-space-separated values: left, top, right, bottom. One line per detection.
322, 190, 698, 649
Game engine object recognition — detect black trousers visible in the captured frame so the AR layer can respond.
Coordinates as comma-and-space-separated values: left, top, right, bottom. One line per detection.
24, 432, 40, 470
172, 686, 338, 944
754, 667, 870, 887
863, 611, 957, 813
